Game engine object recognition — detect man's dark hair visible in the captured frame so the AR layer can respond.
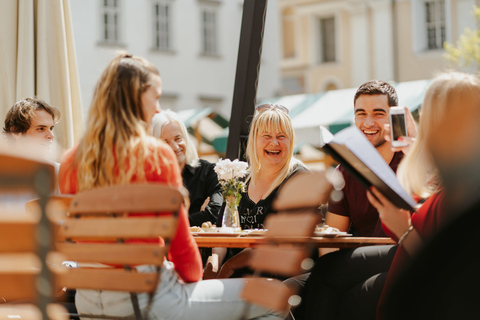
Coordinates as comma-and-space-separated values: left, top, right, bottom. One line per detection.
354, 80, 398, 107
3, 98, 61, 134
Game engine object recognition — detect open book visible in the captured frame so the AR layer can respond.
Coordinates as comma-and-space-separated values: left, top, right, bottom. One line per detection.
320, 126, 416, 212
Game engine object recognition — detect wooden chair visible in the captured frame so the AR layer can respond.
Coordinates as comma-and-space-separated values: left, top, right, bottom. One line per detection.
49, 184, 184, 320
241, 171, 334, 316
0, 151, 66, 320
26, 195, 74, 217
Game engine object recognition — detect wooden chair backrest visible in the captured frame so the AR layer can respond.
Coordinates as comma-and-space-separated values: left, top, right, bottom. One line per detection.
242, 171, 331, 314
242, 212, 320, 313
0, 152, 65, 320
52, 184, 183, 294
248, 212, 320, 277
273, 171, 333, 211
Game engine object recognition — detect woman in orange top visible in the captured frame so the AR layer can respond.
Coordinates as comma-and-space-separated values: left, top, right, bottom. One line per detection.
59, 53, 285, 320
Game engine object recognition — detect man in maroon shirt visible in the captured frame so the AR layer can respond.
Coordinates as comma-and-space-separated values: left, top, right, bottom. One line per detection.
326, 80, 403, 239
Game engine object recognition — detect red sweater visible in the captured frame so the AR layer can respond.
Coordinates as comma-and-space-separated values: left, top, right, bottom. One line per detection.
377, 191, 445, 319
58, 140, 203, 283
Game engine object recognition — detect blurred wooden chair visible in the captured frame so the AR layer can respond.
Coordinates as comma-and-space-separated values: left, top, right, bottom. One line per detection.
0, 151, 66, 320
241, 171, 335, 317
50, 184, 184, 320
26, 195, 73, 217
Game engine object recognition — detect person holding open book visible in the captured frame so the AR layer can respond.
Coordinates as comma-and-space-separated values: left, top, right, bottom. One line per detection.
296, 72, 474, 320
291, 80, 417, 320
325, 80, 417, 240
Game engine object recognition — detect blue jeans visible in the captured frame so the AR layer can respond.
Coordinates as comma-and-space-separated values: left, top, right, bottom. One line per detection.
75, 262, 285, 320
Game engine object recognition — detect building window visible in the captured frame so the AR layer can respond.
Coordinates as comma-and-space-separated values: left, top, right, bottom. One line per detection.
153, 0, 172, 50
319, 17, 336, 63
101, 0, 121, 44
282, 8, 295, 59
425, 0, 445, 50
201, 8, 217, 55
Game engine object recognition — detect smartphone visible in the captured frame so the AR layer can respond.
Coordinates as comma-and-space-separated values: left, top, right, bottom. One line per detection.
389, 106, 408, 147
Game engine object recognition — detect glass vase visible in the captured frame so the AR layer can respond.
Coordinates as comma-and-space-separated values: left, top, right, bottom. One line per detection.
221, 194, 241, 233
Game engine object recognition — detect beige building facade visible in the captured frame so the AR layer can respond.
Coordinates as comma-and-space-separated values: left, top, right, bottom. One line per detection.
279, 0, 480, 94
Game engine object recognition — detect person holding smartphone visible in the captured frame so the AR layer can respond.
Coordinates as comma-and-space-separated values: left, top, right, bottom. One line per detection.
295, 72, 472, 320
292, 80, 417, 320
385, 105, 417, 154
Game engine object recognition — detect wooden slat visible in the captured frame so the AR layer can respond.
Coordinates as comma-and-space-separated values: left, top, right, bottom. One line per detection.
0, 303, 68, 320
241, 278, 293, 312
264, 212, 319, 238
0, 220, 37, 252
0, 274, 37, 302
56, 217, 177, 239
68, 184, 183, 214
0, 153, 55, 191
0, 254, 40, 301
57, 243, 167, 265
249, 246, 310, 276
273, 171, 333, 211
0, 253, 41, 271
56, 268, 159, 292
26, 195, 73, 217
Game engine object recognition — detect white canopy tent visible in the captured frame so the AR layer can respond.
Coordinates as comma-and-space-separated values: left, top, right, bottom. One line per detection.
212, 79, 432, 150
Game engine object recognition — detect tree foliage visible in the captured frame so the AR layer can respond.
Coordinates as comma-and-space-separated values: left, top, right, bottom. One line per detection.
444, 6, 480, 69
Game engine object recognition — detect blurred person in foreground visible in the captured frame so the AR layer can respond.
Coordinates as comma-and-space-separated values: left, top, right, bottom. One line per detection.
152, 110, 222, 227
58, 52, 285, 320
206, 104, 308, 279
379, 71, 480, 320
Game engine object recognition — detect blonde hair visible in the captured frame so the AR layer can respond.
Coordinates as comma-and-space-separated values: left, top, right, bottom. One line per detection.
75, 53, 170, 191
245, 106, 298, 196
152, 110, 200, 168
398, 72, 480, 197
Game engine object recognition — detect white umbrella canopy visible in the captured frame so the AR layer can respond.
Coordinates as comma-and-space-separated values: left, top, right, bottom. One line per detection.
0, 0, 83, 155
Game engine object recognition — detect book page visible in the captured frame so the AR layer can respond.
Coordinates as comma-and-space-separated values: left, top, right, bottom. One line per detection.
321, 126, 416, 211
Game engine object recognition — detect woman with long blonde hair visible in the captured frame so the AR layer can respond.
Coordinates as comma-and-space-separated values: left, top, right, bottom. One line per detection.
59, 53, 285, 320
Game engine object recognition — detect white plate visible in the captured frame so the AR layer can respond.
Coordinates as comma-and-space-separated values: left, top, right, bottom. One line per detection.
313, 231, 351, 238
242, 229, 267, 236
191, 232, 243, 237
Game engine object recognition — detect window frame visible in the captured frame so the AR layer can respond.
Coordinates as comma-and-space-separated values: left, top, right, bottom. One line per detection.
319, 16, 336, 63
411, 0, 451, 53
200, 6, 219, 56
99, 0, 122, 45
152, 0, 174, 51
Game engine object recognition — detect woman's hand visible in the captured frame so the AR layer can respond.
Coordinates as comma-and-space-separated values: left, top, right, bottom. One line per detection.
384, 107, 418, 154
366, 186, 411, 240
200, 197, 210, 211
216, 249, 252, 279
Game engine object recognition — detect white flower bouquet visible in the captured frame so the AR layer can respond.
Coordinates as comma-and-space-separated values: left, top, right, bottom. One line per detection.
214, 159, 249, 230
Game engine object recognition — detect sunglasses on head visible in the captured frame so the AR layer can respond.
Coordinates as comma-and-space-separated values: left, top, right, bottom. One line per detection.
255, 104, 289, 115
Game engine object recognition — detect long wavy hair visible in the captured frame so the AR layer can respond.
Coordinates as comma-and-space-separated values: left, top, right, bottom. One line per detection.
151, 110, 200, 168
74, 53, 169, 191
245, 106, 299, 197
397, 72, 480, 198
